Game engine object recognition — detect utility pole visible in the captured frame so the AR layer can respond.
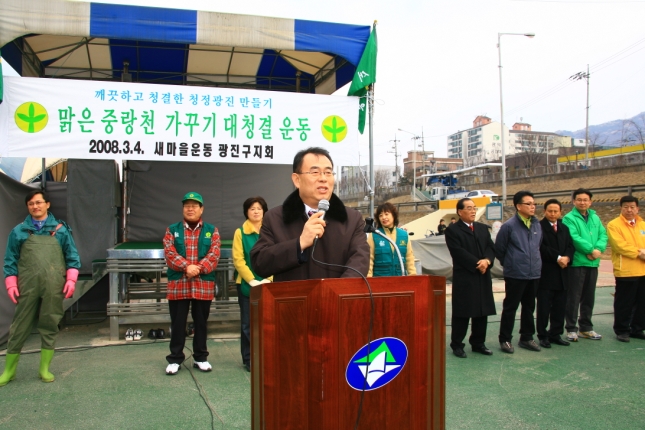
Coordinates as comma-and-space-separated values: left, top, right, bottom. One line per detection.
388, 134, 401, 190
570, 65, 590, 167
420, 128, 425, 189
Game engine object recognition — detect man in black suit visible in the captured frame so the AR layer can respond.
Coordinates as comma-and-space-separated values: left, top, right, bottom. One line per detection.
537, 199, 575, 348
445, 198, 497, 358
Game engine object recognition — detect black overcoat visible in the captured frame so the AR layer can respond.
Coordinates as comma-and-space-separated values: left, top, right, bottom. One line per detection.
538, 218, 575, 290
251, 190, 369, 281
445, 221, 497, 318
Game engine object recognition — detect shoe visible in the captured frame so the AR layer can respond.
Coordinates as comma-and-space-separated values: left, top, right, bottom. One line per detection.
518, 339, 541, 352
452, 348, 467, 358
0, 354, 20, 387
630, 331, 645, 340
579, 330, 602, 340
500, 342, 514, 354
244, 363, 251, 372
617, 333, 630, 343
125, 328, 134, 341
166, 363, 180, 375
566, 332, 579, 342
148, 329, 157, 340
156, 328, 166, 340
549, 337, 570, 346
471, 345, 493, 356
133, 329, 142, 341
539, 339, 551, 348
193, 361, 212, 372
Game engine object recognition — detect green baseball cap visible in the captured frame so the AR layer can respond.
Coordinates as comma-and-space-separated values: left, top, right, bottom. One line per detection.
182, 192, 204, 205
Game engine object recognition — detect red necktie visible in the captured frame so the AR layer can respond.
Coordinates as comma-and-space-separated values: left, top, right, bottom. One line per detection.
630, 220, 636, 227
553, 223, 557, 232
470, 224, 474, 232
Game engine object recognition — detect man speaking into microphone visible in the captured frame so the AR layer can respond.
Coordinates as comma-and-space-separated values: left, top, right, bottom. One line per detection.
251, 147, 369, 281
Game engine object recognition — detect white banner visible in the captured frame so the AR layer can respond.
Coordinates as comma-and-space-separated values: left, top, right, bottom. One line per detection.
0, 77, 359, 165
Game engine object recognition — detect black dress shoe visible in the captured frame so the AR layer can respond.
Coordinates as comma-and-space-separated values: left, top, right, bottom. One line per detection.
539, 339, 551, 348
630, 331, 645, 340
550, 337, 570, 346
518, 339, 541, 352
472, 345, 493, 355
244, 363, 251, 372
452, 348, 467, 358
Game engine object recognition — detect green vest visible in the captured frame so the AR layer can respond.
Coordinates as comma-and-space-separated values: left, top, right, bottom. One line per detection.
373, 227, 409, 277
238, 227, 263, 297
167, 222, 216, 281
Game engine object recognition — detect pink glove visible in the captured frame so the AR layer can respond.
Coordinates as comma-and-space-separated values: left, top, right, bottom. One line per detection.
63, 268, 79, 299
5, 276, 19, 304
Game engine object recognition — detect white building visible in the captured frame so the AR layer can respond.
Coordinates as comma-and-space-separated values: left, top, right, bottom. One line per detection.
448, 116, 573, 166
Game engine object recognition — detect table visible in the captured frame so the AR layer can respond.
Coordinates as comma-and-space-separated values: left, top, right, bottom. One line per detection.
106, 241, 238, 340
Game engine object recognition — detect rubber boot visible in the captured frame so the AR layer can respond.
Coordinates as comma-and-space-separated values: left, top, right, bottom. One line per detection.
39, 349, 55, 383
0, 354, 20, 387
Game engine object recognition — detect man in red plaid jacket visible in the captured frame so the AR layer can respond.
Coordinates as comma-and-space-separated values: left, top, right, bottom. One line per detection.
163, 192, 220, 375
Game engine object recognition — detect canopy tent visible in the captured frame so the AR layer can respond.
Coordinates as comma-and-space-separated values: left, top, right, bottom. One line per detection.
0, 157, 66, 183
0, 0, 370, 95
0, 0, 373, 343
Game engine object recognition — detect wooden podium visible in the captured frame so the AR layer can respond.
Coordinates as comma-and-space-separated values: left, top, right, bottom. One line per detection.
250, 275, 446, 429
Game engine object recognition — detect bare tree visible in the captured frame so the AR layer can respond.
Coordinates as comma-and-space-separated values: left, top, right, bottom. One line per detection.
374, 168, 391, 190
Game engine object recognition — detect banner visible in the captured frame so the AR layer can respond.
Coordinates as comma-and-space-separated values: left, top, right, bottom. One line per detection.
0, 77, 359, 165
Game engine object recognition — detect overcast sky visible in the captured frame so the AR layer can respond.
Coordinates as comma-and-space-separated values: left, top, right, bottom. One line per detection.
28, 1, 645, 167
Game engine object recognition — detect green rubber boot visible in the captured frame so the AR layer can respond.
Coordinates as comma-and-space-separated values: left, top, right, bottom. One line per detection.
39, 349, 55, 383
0, 354, 20, 387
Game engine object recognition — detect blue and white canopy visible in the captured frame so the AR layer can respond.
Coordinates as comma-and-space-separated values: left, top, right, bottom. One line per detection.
0, 0, 370, 94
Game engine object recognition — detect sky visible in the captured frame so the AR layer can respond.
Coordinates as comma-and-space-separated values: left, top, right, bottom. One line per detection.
8, 0, 645, 169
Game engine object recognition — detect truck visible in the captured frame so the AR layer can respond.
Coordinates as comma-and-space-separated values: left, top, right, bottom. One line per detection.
427, 186, 470, 201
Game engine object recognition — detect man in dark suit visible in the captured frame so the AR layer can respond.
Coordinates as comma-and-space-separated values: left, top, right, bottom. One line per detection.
445, 198, 497, 358
251, 147, 369, 281
537, 199, 575, 348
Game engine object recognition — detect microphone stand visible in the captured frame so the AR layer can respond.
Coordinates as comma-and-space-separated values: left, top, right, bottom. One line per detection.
364, 218, 406, 276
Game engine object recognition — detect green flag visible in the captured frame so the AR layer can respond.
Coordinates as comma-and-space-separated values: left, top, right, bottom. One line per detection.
0, 50, 4, 104
347, 28, 377, 134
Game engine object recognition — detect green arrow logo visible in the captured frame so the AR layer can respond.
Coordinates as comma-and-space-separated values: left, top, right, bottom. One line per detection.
15, 102, 49, 133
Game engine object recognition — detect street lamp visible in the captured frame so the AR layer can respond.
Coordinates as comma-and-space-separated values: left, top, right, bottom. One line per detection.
398, 128, 423, 196
498, 32, 535, 207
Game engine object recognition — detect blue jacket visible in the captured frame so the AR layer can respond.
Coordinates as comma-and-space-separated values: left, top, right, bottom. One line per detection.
4, 213, 81, 278
495, 213, 542, 280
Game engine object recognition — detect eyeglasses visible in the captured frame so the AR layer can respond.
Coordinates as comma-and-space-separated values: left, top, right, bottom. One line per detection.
183, 204, 201, 209
519, 202, 536, 207
27, 200, 46, 207
462, 206, 478, 211
298, 170, 335, 178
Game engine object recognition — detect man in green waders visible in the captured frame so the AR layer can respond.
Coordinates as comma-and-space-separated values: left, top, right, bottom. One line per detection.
1, 190, 80, 386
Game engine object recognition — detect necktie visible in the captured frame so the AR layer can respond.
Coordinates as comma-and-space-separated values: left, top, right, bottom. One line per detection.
470, 224, 474, 232
553, 223, 557, 232
307, 210, 316, 218
630, 220, 636, 227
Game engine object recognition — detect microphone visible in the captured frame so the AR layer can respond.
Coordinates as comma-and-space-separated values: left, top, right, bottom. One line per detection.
317, 199, 330, 220
314, 199, 330, 240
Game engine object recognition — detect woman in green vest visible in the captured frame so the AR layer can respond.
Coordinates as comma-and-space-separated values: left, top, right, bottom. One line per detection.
233, 197, 271, 372
367, 202, 417, 277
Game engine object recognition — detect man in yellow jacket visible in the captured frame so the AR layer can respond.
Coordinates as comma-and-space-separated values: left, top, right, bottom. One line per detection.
606, 196, 645, 342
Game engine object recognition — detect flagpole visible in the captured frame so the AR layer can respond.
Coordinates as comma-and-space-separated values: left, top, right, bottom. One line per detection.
368, 21, 377, 218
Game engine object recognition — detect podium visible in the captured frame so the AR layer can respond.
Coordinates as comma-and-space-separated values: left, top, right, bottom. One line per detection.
250, 275, 446, 429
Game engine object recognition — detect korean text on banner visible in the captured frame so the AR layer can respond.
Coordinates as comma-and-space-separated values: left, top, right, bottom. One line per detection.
1, 77, 359, 165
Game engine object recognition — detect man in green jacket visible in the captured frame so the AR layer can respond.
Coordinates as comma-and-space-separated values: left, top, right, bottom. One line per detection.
562, 188, 608, 342
1, 190, 81, 387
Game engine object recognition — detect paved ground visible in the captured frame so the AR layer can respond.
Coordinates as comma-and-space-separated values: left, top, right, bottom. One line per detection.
2, 274, 644, 429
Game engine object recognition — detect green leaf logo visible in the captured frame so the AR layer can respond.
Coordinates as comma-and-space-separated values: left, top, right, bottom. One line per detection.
15, 102, 49, 133
321, 115, 348, 143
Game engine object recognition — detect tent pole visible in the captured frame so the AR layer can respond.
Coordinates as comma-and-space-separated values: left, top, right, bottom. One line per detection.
122, 160, 128, 242
41, 158, 46, 191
